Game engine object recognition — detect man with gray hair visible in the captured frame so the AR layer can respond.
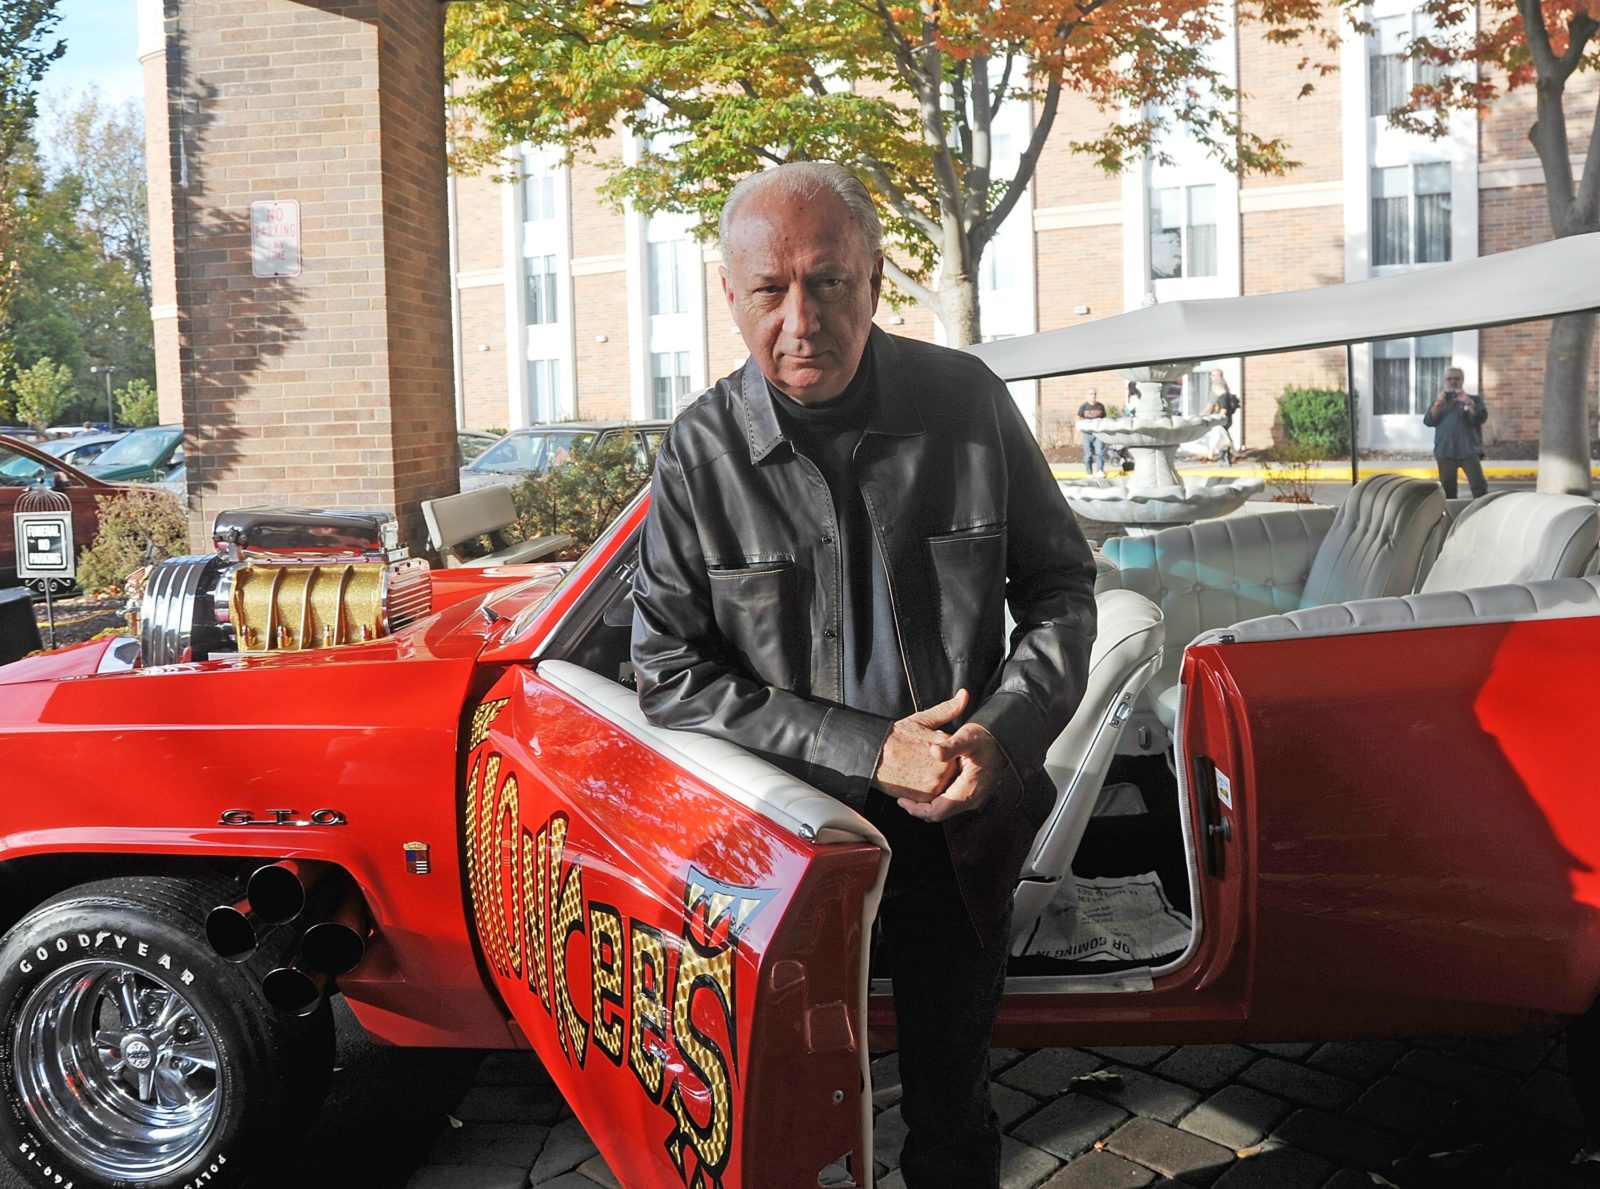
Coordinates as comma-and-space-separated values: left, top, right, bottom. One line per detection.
632, 161, 1097, 1186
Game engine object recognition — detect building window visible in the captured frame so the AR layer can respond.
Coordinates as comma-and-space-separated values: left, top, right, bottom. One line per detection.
525, 254, 559, 325
1372, 163, 1451, 266
522, 170, 557, 223
527, 357, 562, 423
1370, 11, 1445, 119
1151, 184, 1217, 280
1373, 333, 1451, 415
651, 351, 692, 419
648, 239, 698, 316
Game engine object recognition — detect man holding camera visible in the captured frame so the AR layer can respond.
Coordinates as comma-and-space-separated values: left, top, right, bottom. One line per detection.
1423, 367, 1489, 499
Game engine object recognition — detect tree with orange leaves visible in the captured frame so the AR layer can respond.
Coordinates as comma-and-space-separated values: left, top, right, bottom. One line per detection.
446, 0, 1308, 346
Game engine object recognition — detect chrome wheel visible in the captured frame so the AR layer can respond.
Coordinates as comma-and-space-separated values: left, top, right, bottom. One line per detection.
13, 959, 221, 1180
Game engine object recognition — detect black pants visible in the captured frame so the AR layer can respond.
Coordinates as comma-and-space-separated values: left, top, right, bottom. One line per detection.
1436, 454, 1488, 499
870, 798, 1011, 1189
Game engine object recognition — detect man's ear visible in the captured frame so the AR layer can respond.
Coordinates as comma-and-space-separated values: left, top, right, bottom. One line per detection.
869, 252, 884, 312
719, 265, 735, 313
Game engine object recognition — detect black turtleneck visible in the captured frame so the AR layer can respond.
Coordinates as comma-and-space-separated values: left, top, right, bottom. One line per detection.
767, 350, 912, 724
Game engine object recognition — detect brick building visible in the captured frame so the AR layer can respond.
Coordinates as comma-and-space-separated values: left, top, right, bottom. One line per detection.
447, 7, 1599, 457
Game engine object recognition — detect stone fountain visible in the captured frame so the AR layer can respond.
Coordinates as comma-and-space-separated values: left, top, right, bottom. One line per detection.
1063, 364, 1263, 531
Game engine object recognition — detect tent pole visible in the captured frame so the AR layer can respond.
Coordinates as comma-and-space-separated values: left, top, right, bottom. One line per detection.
1346, 343, 1359, 486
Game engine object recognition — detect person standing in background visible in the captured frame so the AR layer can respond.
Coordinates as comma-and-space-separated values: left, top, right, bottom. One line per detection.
1078, 387, 1107, 477
1204, 369, 1240, 466
1423, 367, 1489, 498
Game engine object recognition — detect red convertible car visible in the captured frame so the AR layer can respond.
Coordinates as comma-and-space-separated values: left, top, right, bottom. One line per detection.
0, 241, 1598, 1189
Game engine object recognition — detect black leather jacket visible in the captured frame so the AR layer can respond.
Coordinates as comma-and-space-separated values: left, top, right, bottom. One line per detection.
630, 330, 1098, 924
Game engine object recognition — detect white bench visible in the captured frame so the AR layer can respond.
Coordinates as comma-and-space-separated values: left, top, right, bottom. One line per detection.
420, 486, 573, 568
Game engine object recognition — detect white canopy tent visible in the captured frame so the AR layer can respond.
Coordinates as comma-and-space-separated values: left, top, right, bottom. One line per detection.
965, 232, 1600, 381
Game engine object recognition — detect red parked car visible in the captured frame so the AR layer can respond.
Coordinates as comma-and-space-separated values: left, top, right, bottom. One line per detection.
0, 433, 120, 590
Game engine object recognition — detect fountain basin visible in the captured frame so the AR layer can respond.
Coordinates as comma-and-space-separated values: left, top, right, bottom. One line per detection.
1061, 475, 1265, 528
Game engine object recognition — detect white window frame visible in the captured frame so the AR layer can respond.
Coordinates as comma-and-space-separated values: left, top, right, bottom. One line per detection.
1122, 4, 1242, 311
968, 67, 1039, 430
1342, 0, 1478, 449
503, 145, 576, 427
624, 133, 708, 420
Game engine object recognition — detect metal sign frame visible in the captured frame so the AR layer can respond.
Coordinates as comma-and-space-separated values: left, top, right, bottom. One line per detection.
13, 511, 75, 580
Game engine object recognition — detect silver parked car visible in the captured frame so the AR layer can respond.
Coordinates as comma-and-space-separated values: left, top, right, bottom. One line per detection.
459, 421, 668, 491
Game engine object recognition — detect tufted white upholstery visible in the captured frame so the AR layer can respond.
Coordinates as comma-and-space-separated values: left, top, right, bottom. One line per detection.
1417, 491, 1600, 593
1099, 475, 1443, 730
1011, 589, 1165, 946
1098, 505, 1333, 727
1300, 473, 1446, 605
1198, 574, 1600, 644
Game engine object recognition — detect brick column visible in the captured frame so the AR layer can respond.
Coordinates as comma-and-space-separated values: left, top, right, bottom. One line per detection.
145, 0, 457, 551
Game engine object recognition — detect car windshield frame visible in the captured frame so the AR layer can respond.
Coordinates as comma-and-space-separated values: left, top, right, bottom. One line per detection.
91, 426, 178, 470
0, 444, 51, 487
469, 430, 598, 475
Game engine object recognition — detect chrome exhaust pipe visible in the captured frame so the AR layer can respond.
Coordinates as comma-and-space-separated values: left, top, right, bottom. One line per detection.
204, 860, 373, 1012
204, 896, 264, 963
204, 860, 322, 962
300, 895, 369, 976
246, 859, 316, 923
262, 963, 329, 1017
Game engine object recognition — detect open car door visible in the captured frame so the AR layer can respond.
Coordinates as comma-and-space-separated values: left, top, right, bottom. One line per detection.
460, 657, 887, 1189
1179, 600, 1600, 1041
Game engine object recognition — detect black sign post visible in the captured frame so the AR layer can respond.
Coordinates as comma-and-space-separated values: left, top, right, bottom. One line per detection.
13, 507, 75, 649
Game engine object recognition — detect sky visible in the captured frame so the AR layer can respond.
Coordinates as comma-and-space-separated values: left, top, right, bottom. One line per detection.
38, 0, 145, 113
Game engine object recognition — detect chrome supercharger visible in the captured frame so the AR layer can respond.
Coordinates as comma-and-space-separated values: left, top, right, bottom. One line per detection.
137, 507, 432, 667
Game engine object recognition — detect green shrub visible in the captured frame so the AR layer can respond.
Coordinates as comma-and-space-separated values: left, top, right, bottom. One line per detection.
1277, 386, 1350, 455
509, 436, 655, 557
77, 486, 190, 595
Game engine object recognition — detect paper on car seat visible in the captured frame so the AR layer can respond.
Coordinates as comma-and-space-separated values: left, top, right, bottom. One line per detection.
1027, 872, 1191, 963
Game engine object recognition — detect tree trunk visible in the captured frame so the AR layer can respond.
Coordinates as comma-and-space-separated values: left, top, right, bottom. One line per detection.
1537, 310, 1597, 494
940, 273, 982, 347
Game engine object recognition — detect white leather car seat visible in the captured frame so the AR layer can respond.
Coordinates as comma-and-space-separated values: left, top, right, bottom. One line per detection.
1010, 588, 1165, 948
1417, 491, 1600, 593
1100, 473, 1445, 732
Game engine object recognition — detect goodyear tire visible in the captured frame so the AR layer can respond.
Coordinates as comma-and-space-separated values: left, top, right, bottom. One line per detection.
0, 876, 333, 1189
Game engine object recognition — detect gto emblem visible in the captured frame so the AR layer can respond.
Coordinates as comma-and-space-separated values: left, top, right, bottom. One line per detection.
218, 808, 348, 827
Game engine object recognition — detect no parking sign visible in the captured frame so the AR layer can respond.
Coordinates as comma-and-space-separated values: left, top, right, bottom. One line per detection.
13, 511, 75, 581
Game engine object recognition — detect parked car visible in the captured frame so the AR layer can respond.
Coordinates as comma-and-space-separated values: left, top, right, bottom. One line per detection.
83, 423, 184, 483
0, 434, 120, 589
34, 430, 128, 469
0, 426, 46, 445
459, 420, 668, 490
458, 429, 501, 465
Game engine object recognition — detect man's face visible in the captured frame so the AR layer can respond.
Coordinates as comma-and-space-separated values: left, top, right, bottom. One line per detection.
1445, 370, 1464, 392
720, 185, 883, 405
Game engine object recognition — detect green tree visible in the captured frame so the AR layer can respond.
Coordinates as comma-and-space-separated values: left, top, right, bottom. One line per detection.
0, 0, 65, 378
115, 378, 159, 428
446, 0, 1307, 345
1, 130, 153, 420
12, 356, 73, 428
43, 86, 151, 301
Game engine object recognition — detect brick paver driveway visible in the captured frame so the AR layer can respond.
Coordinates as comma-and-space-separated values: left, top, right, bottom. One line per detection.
403, 1035, 1596, 1189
